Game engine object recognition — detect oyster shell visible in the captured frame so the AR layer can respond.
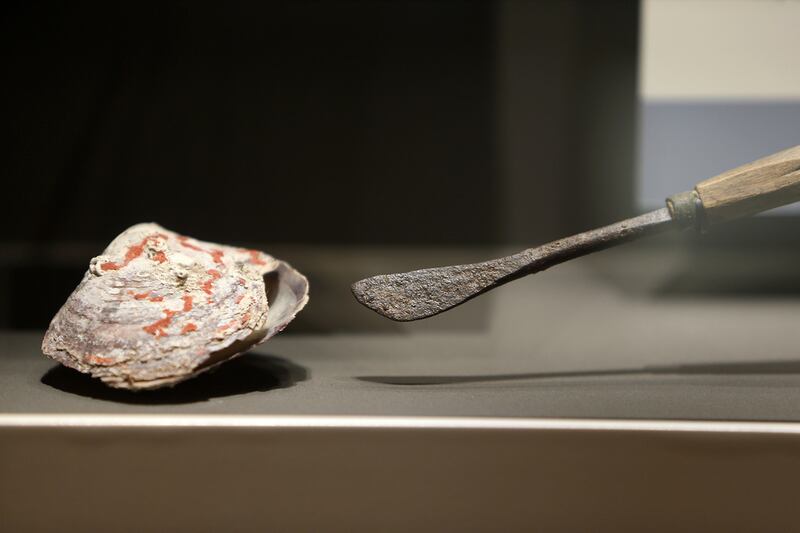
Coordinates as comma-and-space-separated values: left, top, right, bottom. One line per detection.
42, 223, 309, 390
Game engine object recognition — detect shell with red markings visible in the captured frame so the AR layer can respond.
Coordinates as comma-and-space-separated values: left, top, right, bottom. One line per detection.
41, 223, 309, 390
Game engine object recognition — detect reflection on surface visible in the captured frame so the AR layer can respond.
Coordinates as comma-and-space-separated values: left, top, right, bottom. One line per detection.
358, 360, 800, 385
41, 353, 307, 404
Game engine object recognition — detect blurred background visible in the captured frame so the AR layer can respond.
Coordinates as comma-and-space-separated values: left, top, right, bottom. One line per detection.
2, 0, 799, 332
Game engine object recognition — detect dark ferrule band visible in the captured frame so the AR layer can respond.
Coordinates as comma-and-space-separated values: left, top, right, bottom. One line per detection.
666, 190, 707, 232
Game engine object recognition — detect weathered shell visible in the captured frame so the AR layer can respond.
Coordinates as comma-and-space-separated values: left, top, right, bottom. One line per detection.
41, 223, 309, 390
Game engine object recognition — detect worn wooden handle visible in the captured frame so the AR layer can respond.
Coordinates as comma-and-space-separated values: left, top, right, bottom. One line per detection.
693, 144, 800, 224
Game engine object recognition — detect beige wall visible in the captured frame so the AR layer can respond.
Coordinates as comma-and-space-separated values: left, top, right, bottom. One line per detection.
640, 0, 800, 101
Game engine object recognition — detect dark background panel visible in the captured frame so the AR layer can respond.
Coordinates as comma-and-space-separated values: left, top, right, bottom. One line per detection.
2, 1, 498, 244
0, 0, 640, 329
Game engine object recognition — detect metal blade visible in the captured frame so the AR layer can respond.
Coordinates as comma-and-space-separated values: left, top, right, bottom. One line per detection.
352, 208, 674, 321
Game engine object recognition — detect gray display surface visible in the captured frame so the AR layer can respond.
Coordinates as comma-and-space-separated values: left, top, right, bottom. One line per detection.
4, 326, 800, 420
4, 245, 800, 420
4, 245, 800, 531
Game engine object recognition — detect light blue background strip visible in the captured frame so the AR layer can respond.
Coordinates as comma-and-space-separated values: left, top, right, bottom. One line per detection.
638, 101, 800, 211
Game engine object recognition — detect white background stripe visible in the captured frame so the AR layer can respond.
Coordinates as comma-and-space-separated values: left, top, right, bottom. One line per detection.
3, 414, 800, 434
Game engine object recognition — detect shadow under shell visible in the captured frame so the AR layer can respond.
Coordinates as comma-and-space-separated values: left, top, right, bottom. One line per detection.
41, 352, 307, 405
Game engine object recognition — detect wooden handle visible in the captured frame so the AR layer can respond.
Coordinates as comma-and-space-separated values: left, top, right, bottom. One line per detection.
693, 144, 800, 224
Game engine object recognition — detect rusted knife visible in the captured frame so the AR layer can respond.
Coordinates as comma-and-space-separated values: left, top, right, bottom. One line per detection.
352, 144, 800, 321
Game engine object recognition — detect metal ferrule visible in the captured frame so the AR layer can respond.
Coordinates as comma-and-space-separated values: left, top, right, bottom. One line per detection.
666, 190, 707, 232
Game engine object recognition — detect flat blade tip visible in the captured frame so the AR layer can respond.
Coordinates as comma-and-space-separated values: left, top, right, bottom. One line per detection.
350, 278, 370, 306
350, 275, 430, 322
